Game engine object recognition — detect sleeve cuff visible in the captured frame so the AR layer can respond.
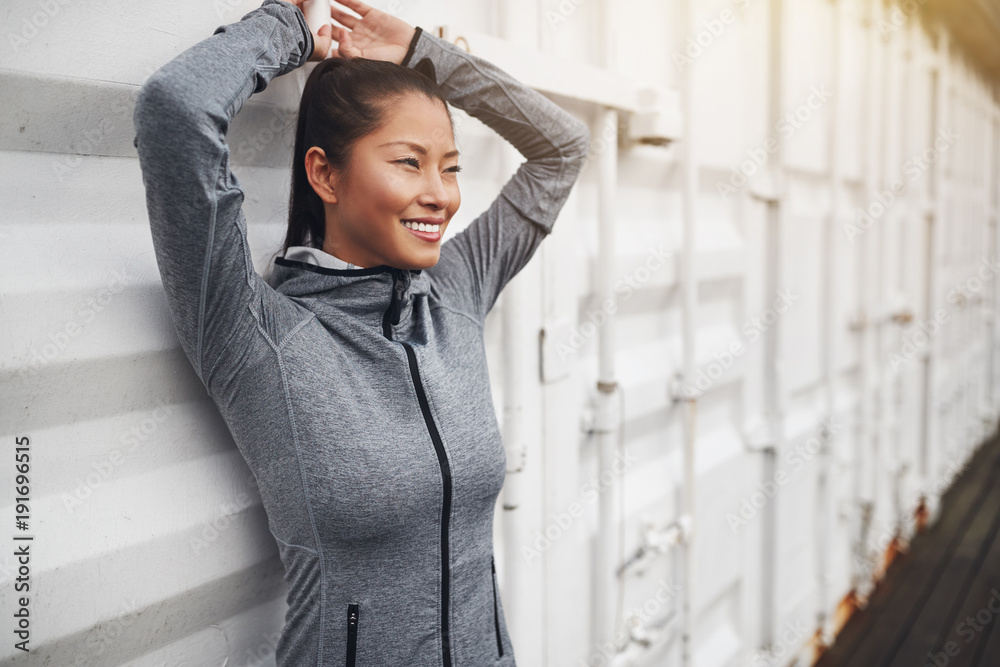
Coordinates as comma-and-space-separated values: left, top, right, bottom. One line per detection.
290, 2, 315, 63
400, 26, 423, 68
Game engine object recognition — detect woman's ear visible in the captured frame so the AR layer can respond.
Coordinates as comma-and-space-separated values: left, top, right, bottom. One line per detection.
304, 146, 338, 204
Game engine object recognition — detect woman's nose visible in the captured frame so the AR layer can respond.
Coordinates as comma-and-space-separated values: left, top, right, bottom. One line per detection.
418, 173, 451, 210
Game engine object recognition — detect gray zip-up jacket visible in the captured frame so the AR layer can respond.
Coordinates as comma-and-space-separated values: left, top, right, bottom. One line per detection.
132, 2, 590, 665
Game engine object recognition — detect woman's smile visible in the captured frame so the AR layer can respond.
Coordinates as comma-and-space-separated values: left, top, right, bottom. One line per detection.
400, 217, 445, 241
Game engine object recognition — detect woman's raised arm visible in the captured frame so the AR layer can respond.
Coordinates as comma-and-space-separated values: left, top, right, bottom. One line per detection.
132, 0, 312, 389
400, 27, 592, 323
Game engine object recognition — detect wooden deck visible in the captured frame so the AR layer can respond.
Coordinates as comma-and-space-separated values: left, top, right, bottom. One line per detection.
815, 430, 1000, 667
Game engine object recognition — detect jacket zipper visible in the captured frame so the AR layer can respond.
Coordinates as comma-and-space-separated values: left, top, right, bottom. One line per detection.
491, 556, 504, 657
385, 269, 453, 667
403, 342, 453, 666
346, 603, 359, 667
383, 267, 410, 340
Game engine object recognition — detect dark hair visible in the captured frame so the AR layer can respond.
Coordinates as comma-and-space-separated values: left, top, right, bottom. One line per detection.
281, 57, 452, 255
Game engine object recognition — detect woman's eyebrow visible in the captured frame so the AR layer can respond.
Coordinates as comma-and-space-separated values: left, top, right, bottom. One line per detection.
378, 140, 460, 159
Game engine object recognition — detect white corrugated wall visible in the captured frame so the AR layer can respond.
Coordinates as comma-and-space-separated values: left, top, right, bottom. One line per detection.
1, 0, 998, 666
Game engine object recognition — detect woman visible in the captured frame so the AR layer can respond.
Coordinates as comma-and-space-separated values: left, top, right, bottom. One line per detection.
132, 0, 590, 664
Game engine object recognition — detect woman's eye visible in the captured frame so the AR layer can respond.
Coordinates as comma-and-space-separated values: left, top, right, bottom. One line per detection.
395, 158, 461, 173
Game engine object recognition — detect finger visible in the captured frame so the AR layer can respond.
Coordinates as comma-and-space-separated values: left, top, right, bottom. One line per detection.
337, 27, 359, 58
334, 0, 373, 16
330, 5, 360, 28
310, 24, 333, 60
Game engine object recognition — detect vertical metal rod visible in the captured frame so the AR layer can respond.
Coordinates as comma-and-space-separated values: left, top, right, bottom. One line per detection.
760, 0, 785, 648
678, 0, 699, 663
817, 0, 844, 644
592, 105, 621, 659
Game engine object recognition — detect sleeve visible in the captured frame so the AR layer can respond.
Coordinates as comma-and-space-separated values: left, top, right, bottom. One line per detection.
404, 27, 592, 324
132, 0, 313, 389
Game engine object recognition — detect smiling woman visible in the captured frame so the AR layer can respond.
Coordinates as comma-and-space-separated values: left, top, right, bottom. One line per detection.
301, 85, 461, 269
285, 49, 463, 270
131, 0, 590, 665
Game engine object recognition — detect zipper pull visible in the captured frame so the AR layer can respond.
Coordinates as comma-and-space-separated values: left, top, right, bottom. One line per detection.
389, 269, 408, 326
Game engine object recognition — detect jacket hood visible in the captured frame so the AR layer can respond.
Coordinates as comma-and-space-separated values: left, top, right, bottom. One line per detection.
263, 246, 428, 338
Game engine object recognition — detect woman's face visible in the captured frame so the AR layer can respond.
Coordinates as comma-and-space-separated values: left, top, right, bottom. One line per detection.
314, 91, 461, 270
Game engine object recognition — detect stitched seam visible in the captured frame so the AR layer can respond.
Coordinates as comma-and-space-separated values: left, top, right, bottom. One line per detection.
278, 312, 316, 349
428, 38, 577, 226
273, 534, 319, 555
196, 148, 226, 384
429, 302, 483, 330
270, 338, 327, 665
197, 19, 282, 383
203, 295, 283, 387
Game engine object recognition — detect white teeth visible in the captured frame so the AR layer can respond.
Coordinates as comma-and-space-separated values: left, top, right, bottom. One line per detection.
402, 221, 441, 232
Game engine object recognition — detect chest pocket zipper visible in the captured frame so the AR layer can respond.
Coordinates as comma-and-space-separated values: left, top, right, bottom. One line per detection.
346, 603, 359, 667
491, 557, 504, 657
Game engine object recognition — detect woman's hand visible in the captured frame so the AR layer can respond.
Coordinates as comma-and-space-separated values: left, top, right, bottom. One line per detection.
288, 0, 416, 64
328, 0, 416, 64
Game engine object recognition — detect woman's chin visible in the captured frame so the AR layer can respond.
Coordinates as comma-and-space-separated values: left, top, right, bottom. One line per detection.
393, 249, 440, 271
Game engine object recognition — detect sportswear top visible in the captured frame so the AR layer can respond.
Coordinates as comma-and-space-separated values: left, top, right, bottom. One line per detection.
132, 1, 590, 665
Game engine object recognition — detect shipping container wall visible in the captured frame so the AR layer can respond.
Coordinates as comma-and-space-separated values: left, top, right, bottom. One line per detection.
1, 0, 998, 666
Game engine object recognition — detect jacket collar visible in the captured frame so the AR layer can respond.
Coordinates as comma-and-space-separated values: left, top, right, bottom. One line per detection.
264, 246, 427, 339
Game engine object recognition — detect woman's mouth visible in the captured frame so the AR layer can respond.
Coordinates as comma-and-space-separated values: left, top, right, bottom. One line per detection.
401, 219, 443, 242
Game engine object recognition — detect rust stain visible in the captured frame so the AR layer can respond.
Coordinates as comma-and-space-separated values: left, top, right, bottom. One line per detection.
809, 627, 828, 664
874, 534, 904, 581
915, 497, 929, 533
832, 588, 861, 637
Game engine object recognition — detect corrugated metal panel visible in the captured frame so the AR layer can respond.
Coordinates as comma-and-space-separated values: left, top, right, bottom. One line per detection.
1, 0, 998, 666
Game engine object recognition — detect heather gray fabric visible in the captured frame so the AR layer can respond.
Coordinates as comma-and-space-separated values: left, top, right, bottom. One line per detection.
132, 2, 589, 665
